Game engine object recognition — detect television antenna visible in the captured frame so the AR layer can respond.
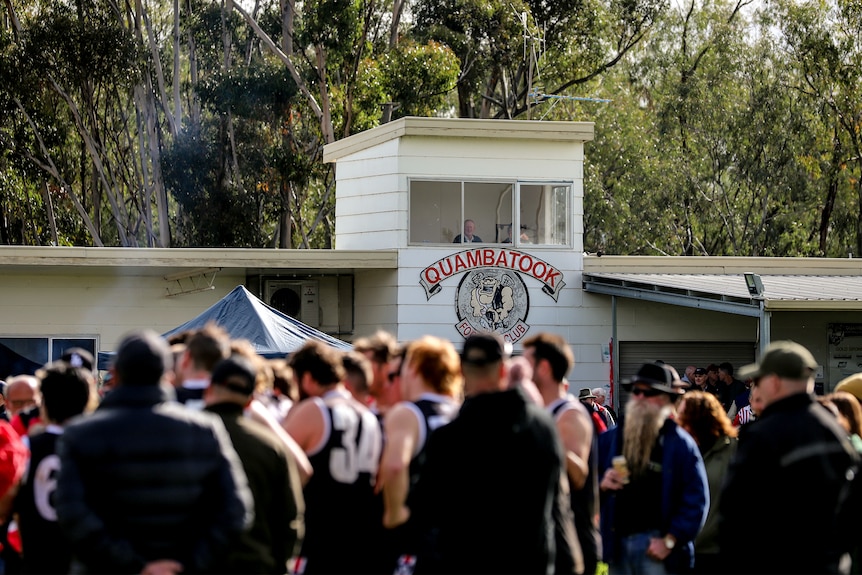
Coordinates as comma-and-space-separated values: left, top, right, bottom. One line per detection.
516, 7, 611, 119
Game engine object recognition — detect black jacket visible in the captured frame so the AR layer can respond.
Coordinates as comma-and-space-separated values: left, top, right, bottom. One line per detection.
55, 384, 253, 574
206, 402, 305, 574
410, 387, 574, 575
718, 393, 859, 574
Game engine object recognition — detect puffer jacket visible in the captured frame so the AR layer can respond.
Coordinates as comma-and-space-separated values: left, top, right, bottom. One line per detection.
55, 384, 253, 574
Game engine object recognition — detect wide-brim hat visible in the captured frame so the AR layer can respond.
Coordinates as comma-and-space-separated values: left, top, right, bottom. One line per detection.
577, 388, 597, 400
622, 362, 679, 395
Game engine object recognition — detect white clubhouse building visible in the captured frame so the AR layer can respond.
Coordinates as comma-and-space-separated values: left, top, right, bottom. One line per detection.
3, 117, 862, 405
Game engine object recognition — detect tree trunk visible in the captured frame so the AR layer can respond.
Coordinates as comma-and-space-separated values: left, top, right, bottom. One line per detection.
819, 131, 842, 256
41, 181, 59, 246
173, 0, 182, 131
390, 0, 404, 48
280, 0, 294, 55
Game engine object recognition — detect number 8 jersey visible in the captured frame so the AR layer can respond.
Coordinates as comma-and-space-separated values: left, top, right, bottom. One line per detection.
299, 389, 383, 575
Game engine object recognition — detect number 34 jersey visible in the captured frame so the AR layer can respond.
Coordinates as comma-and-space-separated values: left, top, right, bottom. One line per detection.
301, 389, 383, 574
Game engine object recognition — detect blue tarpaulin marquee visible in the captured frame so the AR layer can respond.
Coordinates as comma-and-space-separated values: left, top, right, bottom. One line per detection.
97, 285, 351, 370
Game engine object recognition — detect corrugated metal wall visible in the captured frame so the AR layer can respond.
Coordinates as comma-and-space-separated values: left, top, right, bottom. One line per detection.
614, 341, 756, 411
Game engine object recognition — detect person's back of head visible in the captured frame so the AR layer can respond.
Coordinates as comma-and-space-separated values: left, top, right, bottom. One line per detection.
522, 332, 574, 383
59, 347, 95, 373
186, 323, 231, 373
113, 329, 172, 386
37, 361, 94, 425
269, 359, 299, 403
353, 330, 396, 365
288, 340, 345, 387
342, 350, 373, 400
460, 333, 511, 396
208, 355, 258, 405
827, 391, 862, 437
405, 335, 463, 397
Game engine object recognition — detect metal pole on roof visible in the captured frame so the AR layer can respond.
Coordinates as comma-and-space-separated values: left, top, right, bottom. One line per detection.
759, 300, 771, 356
612, 295, 619, 414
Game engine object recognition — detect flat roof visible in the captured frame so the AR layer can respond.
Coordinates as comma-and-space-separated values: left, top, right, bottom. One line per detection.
323, 116, 596, 163
583, 256, 862, 315
0, 246, 398, 277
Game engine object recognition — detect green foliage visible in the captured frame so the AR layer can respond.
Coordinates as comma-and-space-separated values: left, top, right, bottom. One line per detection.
381, 40, 460, 118
5, 0, 862, 257
197, 63, 298, 120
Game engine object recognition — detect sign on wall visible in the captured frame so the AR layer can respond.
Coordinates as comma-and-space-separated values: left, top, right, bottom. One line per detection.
828, 323, 862, 388
419, 248, 566, 343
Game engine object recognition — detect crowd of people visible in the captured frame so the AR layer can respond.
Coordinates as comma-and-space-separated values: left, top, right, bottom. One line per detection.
0, 328, 860, 575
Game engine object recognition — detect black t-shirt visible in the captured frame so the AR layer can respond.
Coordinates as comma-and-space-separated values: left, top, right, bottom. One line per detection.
614, 437, 664, 536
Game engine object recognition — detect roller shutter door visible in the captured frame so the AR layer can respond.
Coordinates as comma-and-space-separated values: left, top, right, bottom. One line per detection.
614, 341, 756, 410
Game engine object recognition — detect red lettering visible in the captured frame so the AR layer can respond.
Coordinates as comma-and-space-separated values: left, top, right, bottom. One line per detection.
508, 251, 520, 269
483, 249, 495, 266
543, 267, 561, 287
518, 254, 533, 272
424, 267, 441, 284
439, 257, 454, 277
532, 261, 547, 280
495, 250, 509, 267
466, 250, 482, 268
454, 254, 468, 273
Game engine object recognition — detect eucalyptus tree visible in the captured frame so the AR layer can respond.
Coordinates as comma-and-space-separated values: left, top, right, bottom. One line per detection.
1, 0, 147, 246
411, 0, 666, 119
230, 0, 459, 247
580, 0, 843, 257
767, 0, 862, 257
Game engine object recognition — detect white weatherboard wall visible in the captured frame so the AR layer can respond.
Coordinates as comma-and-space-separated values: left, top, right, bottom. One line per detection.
0, 270, 246, 353
326, 117, 607, 384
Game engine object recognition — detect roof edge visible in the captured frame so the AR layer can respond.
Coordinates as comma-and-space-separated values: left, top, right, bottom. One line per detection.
584, 255, 862, 276
0, 246, 399, 269
323, 117, 596, 163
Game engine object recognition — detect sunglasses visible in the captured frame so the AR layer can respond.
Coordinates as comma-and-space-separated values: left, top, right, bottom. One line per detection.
630, 387, 663, 398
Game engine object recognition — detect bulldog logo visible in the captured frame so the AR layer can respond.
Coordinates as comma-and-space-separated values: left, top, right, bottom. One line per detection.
455, 269, 530, 343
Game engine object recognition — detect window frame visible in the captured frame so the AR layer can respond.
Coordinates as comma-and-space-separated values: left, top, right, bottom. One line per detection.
0, 335, 99, 378
407, 177, 574, 248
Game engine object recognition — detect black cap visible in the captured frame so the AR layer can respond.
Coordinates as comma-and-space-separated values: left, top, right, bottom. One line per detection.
622, 362, 679, 395
461, 333, 512, 366
694, 367, 707, 376
211, 356, 258, 396
60, 347, 94, 372
113, 330, 172, 386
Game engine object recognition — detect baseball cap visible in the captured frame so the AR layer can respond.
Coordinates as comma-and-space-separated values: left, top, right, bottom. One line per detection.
211, 355, 258, 396
694, 367, 707, 376
113, 329, 172, 386
738, 340, 817, 381
622, 362, 678, 395
60, 347, 95, 372
460, 333, 512, 366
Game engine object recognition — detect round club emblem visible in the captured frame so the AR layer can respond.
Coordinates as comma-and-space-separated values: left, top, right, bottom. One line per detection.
455, 268, 531, 343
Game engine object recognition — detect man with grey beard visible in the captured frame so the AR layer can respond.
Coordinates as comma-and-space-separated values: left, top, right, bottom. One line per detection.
598, 363, 708, 575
